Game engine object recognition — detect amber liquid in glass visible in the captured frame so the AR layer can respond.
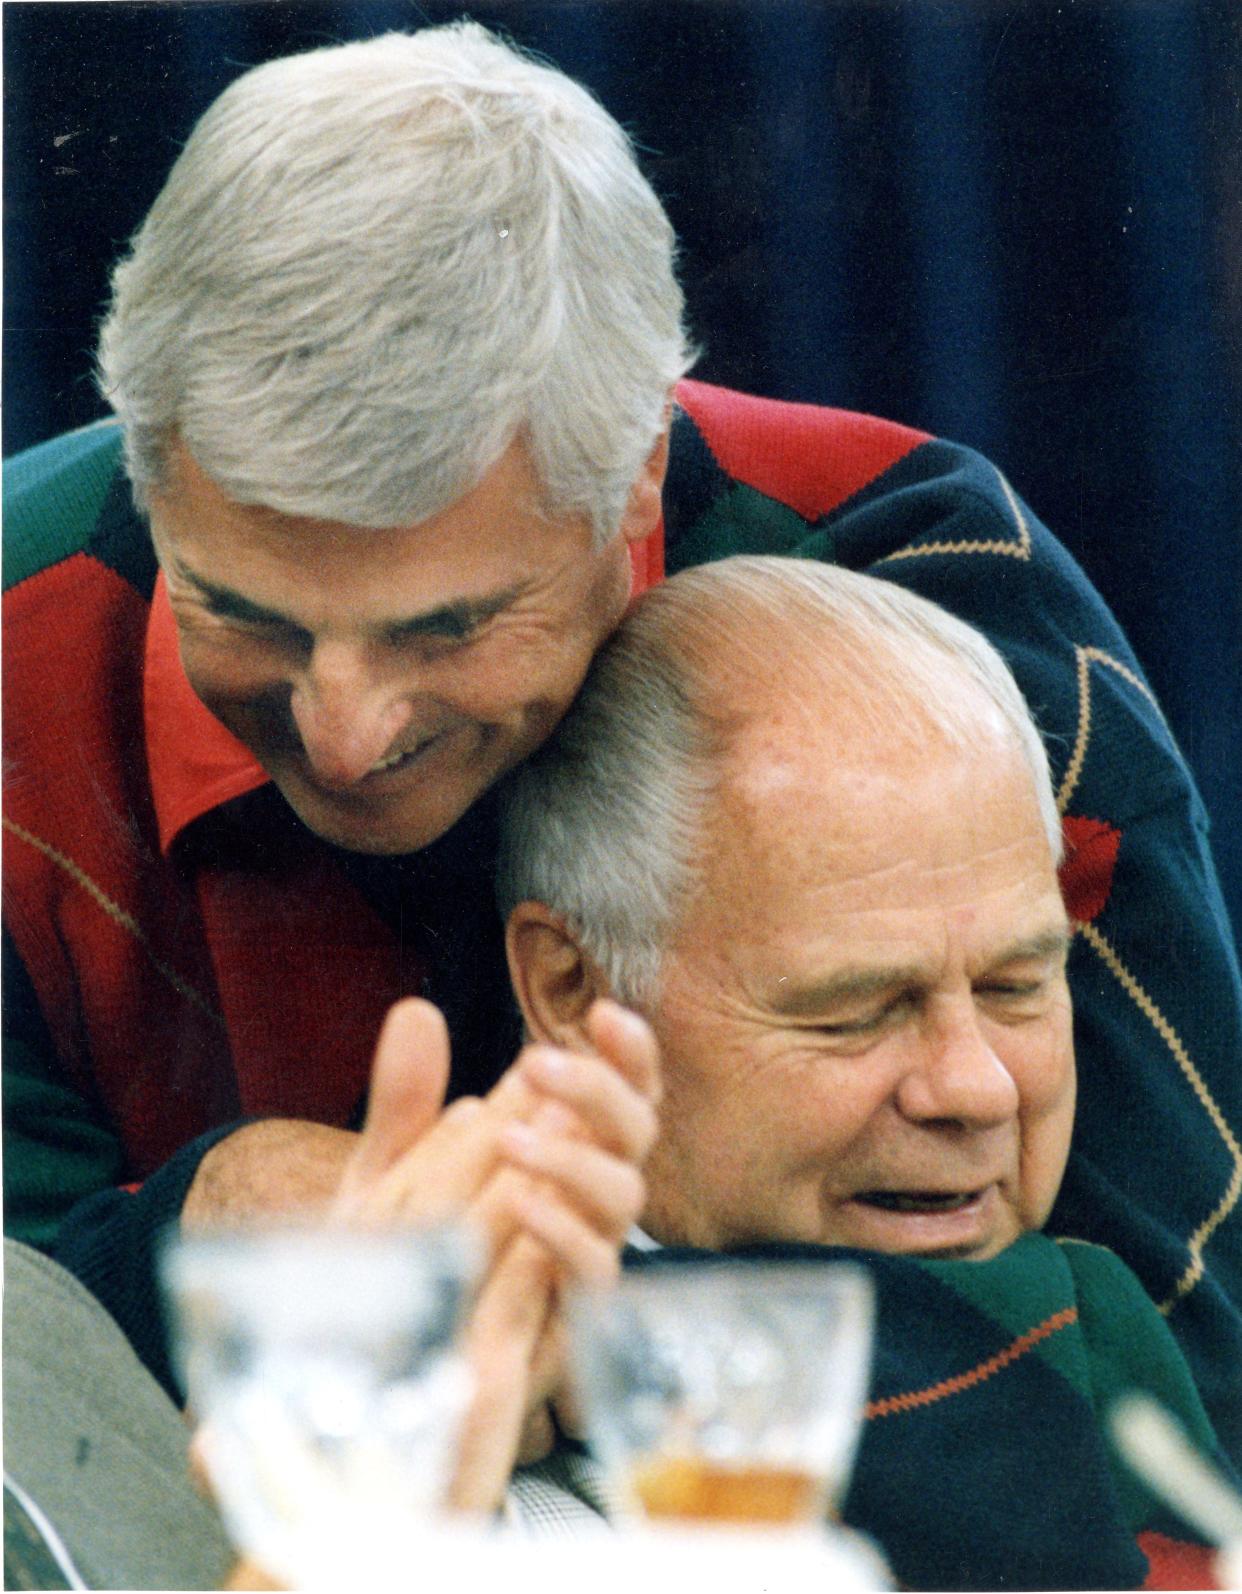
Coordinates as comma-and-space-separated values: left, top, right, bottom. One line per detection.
630, 1455, 824, 1524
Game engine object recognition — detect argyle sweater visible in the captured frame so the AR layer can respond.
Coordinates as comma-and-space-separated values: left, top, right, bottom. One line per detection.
5, 386, 1241, 1483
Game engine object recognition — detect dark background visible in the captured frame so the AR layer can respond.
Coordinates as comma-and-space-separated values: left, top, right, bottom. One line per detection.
5, 0, 1239, 926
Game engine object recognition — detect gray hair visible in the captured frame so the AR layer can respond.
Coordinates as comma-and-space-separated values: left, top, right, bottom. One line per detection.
96, 22, 693, 543
498, 556, 1063, 1006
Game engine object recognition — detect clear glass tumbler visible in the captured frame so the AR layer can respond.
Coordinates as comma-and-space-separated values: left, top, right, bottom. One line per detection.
162, 1224, 477, 1587
569, 1259, 874, 1528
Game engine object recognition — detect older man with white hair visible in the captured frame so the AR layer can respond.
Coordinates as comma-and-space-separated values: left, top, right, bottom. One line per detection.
494, 557, 1230, 1588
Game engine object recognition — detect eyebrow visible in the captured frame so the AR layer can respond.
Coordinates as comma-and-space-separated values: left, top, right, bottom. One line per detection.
770, 926, 1072, 1017
171, 556, 524, 638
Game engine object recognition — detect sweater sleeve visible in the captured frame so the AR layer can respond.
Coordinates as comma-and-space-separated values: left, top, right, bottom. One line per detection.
2, 924, 242, 1403
4, 926, 247, 1400
1058, 1238, 1238, 1532
2, 928, 126, 1248
50, 1122, 246, 1404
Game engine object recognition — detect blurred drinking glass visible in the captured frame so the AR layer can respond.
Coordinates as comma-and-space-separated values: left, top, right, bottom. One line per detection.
569, 1260, 874, 1529
162, 1225, 477, 1588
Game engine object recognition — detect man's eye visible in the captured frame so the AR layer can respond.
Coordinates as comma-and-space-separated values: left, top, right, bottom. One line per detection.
391, 616, 477, 648
817, 1003, 899, 1038
203, 598, 285, 631
978, 979, 1045, 1007
426, 618, 474, 643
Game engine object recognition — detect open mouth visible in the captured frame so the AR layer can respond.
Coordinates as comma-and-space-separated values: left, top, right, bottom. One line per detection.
367, 731, 444, 777
856, 1190, 983, 1214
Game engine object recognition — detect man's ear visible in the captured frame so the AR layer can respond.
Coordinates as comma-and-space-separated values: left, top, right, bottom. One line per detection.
505, 902, 614, 1049
618, 407, 672, 548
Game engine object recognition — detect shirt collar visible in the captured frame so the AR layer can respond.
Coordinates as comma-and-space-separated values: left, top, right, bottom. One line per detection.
144, 572, 269, 854
142, 523, 666, 858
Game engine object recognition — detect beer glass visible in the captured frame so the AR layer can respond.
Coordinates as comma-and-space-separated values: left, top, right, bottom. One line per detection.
569, 1259, 874, 1527
162, 1225, 477, 1587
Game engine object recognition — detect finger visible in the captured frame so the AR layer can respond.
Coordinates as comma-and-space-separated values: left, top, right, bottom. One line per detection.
519, 1044, 659, 1161
347, 999, 452, 1185
511, 1185, 624, 1287
526, 1309, 568, 1410
585, 999, 663, 1104
498, 1122, 646, 1241
335, 1091, 525, 1230
465, 1156, 547, 1262
448, 1236, 556, 1513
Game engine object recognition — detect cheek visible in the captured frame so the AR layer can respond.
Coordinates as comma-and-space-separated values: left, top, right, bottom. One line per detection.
1027, 1004, 1076, 1117
666, 1047, 863, 1179
1014, 1017, 1077, 1216
428, 637, 581, 724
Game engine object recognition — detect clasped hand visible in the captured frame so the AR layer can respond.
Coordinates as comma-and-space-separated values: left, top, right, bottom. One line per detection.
329, 995, 662, 1513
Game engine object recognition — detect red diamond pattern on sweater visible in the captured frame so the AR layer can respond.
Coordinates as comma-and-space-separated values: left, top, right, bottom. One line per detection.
1060, 815, 1121, 924
676, 378, 929, 523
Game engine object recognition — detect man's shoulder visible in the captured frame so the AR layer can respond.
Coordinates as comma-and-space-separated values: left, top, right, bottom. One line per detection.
3, 420, 154, 599
3, 423, 155, 820
665, 378, 1059, 586
672, 377, 933, 525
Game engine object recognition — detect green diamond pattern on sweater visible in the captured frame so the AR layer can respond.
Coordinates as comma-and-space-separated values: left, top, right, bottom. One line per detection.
669, 479, 835, 572
3, 422, 125, 592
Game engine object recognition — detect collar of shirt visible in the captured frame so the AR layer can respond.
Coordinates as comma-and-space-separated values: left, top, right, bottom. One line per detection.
144, 572, 269, 855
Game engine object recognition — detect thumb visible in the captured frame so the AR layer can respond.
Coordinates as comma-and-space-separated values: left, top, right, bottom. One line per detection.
347, 998, 452, 1187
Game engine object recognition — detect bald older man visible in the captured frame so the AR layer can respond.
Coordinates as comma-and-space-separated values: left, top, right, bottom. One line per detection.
502, 558, 1074, 1261
495, 558, 1232, 1588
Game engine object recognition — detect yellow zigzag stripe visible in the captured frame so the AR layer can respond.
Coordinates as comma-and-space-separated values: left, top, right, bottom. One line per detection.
3, 815, 225, 1027
1076, 918, 1242, 1313
1058, 645, 1164, 813
877, 467, 1031, 564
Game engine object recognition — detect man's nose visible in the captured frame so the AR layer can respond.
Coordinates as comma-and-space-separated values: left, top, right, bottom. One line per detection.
895, 1000, 1021, 1128
288, 641, 414, 787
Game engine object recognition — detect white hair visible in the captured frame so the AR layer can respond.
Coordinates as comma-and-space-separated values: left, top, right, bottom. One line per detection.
96, 22, 693, 543
497, 557, 1063, 1006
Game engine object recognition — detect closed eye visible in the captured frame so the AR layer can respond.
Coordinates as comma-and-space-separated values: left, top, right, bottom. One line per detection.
386, 594, 515, 650
815, 994, 911, 1039
975, 975, 1060, 1018
820, 1012, 886, 1036
202, 593, 310, 645
389, 612, 478, 648
385, 620, 486, 668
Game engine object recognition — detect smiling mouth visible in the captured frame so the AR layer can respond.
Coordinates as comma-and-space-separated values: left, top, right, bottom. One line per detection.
365, 731, 445, 777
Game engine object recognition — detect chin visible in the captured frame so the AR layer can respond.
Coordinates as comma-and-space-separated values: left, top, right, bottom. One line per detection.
282, 790, 452, 856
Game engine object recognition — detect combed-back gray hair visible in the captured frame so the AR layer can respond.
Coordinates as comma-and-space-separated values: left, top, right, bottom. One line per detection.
498, 556, 1063, 1007
96, 23, 693, 542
